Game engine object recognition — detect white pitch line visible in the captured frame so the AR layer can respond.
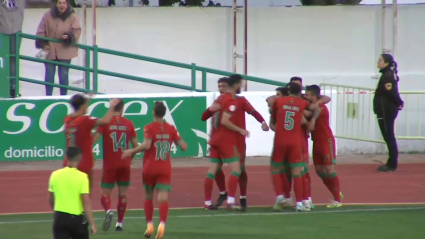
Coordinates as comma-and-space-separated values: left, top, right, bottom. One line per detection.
412, 183, 425, 189
0, 206, 424, 225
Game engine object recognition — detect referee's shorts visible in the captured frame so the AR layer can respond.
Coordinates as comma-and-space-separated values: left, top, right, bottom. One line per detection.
53, 211, 89, 239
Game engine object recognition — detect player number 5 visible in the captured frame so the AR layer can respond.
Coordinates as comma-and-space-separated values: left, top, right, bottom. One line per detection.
284, 111, 295, 130
154, 140, 171, 160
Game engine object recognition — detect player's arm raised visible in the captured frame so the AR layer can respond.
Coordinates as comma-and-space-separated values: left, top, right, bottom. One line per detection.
96, 98, 120, 126
92, 126, 103, 144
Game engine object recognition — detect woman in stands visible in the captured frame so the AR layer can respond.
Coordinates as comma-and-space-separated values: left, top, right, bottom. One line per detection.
35, 0, 81, 96
373, 53, 404, 173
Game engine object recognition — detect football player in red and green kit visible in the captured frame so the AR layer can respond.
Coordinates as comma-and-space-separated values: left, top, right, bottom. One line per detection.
267, 79, 331, 210
269, 82, 321, 212
304, 85, 343, 208
203, 76, 249, 210
64, 95, 120, 189
202, 75, 268, 211
289, 77, 331, 210
92, 99, 139, 232
122, 102, 188, 239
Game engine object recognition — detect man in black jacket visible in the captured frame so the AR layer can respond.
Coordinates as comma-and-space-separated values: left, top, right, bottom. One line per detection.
373, 54, 404, 172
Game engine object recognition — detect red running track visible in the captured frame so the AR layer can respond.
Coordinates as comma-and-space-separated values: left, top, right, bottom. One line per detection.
1, 164, 425, 214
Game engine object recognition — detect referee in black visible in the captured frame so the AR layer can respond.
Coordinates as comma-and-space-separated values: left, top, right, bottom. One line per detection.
48, 147, 97, 238
373, 54, 404, 173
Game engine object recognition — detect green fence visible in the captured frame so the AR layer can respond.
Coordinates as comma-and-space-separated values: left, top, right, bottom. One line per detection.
4, 32, 285, 96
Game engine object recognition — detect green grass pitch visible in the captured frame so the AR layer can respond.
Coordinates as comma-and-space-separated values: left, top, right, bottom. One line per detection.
0, 205, 423, 239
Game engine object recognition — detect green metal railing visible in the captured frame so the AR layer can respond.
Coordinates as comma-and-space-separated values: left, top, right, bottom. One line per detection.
12, 33, 285, 95
320, 83, 425, 143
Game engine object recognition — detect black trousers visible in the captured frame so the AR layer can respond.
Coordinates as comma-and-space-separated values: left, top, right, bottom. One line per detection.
53, 211, 89, 239
377, 110, 399, 169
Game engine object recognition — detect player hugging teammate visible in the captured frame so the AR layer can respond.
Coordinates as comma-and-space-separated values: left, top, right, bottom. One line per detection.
267, 77, 343, 211
202, 75, 268, 211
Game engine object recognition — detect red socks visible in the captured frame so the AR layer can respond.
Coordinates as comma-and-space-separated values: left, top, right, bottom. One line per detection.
100, 194, 112, 212
329, 172, 341, 202
159, 201, 169, 224
319, 173, 333, 192
320, 172, 341, 202
227, 172, 240, 198
144, 199, 154, 223
293, 175, 304, 203
144, 200, 169, 224
305, 172, 312, 198
117, 196, 127, 223
239, 170, 248, 197
216, 168, 248, 197
204, 173, 215, 203
215, 170, 226, 193
272, 173, 284, 196
302, 175, 309, 201
280, 172, 291, 199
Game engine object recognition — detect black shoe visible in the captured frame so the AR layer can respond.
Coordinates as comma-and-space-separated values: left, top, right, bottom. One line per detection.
376, 165, 397, 173
214, 192, 227, 207
204, 204, 218, 210
116, 225, 123, 231
240, 198, 247, 212
102, 211, 114, 231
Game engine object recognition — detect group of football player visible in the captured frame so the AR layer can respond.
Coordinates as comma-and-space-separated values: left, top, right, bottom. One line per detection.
202, 75, 342, 213
60, 75, 342, 239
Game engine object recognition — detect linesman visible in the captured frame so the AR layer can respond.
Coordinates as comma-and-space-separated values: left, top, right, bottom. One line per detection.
48, 147, 97, 238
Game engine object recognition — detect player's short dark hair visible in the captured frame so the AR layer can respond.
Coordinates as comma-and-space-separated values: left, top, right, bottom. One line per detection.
66, 147, 82, 161
275, 87, 288, 96
290, 76, 302, 83
229, 74, 243, 81
70, 94, 87, 111
227, 74, 243, 87
306, 85, 321, 96
154, 101, 166, 118
287, 82, 302, 95
113, 99, 124, 112
217, 77, 228, 84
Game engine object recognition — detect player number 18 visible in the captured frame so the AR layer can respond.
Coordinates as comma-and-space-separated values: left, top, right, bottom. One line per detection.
284, 111, 295, 130
154, 140, 171, 160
